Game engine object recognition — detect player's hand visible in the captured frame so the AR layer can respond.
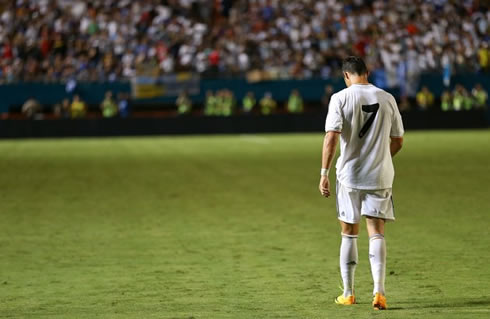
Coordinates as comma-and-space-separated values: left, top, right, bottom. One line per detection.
319, 176, 330, 197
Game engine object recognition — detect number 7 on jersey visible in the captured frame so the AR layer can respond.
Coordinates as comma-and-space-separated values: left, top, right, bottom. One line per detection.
358, 103, 379, 138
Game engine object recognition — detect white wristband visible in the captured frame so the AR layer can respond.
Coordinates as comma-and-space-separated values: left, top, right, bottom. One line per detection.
320, 168, 329, 176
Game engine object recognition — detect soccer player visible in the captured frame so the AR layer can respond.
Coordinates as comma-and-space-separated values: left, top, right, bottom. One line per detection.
319, 56, 404, 310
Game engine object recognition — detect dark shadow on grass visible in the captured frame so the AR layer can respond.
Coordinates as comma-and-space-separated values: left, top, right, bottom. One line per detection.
387, 297, 490, 311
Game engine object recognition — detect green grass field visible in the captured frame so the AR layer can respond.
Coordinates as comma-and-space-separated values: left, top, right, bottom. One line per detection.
0, 130, 489, 318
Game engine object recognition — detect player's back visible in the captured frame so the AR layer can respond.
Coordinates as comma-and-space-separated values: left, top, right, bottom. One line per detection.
325, 83, 404, 190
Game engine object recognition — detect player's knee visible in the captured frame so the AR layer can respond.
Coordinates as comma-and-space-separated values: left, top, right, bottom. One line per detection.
366, 217, 385, 236
340, 221, 359, 235
369, 233, 384, 240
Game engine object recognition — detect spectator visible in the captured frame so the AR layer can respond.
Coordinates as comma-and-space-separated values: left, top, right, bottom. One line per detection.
478, 43, 489, 72
398, 96, 411, 112
452, 85, 466, 111
441, 91, 452, 112
452, 85, 474, 111
53, 99, 71, 119
221, 90, 235, 117
118, 93, 130, 118
100, 91, 118, 118
259, 92, 277, 115
463, 88, 474, 111
204, 90, 217, 116
287, 89, 304, 113
472, 84, 488, 109
71, 95, 86, 118
321, 85, 334, 110
415, 86, 435, 111
0, 1, 487, 82
242, 92, 256, 114
214, 90, 227, 116
21, 98, 41, 119
176, 92, 191, 115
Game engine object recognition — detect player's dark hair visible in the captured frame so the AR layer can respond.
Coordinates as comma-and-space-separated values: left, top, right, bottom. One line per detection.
341, 56, 368, 76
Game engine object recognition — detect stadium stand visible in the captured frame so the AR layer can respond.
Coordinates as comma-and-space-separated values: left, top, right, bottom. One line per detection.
0, 0, 488, 84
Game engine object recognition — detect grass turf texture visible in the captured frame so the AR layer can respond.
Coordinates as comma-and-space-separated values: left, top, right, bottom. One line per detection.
0, 130, 489, 318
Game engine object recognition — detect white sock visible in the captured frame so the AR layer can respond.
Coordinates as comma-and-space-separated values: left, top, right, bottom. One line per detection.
369, 234, 386, 296
340, 233, 358, 297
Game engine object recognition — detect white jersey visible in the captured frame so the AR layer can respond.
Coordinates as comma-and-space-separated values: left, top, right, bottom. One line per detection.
325, 83, 404, 190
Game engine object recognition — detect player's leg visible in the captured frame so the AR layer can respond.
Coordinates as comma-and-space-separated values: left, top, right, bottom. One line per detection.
366, 217, 387, 310
339, 221, 359, 299
366, 217, 386, 295
335, 181, 361, 305
361, 189, 394, 310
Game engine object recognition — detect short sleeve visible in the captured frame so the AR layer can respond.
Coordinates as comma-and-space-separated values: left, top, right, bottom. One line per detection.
325, 93, 343, 132
390, 97, 404, 137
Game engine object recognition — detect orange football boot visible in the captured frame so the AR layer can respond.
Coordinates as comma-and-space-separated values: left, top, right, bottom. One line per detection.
372, 293, 387, 310
335, 294, 356, 305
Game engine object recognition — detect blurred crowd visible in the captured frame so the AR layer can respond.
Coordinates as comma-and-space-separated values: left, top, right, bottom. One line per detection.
176, 89, 306, 116
415, 83, 488, 111
22, 82, 487, 118
0, 0, 488, 84
174, 83, 487, 116
21, 90, 130, 119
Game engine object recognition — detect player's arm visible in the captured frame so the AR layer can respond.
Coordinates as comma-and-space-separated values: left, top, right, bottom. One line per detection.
389, 95, 404, 157
390, 136, 403, 157
319, 131, 340, 197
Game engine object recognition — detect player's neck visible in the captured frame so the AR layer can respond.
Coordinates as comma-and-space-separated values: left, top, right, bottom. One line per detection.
350, 78, 370, 86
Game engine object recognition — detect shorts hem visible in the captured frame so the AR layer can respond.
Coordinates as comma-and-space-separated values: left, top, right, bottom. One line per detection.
337, 216, 360, 224
361, 212, 395, 222
337, 180, 393, 191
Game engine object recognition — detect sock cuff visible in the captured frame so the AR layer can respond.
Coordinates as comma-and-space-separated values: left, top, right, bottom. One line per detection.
369, 233, 384, 240
341, 233, 359, 238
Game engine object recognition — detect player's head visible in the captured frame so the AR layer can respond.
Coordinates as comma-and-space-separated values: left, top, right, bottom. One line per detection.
342, 56, 369, 87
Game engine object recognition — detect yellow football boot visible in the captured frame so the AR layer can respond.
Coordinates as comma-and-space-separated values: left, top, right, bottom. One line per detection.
334, 294, 356, 305
372, 293, 387, 310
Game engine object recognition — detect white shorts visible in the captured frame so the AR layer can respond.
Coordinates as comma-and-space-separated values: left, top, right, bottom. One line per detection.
335, 180, 395, 224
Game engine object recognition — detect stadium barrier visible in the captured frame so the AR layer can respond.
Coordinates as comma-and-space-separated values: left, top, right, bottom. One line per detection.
0, 110, 487, 139
0, 78, 346, 114
5, 72, 490, 114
